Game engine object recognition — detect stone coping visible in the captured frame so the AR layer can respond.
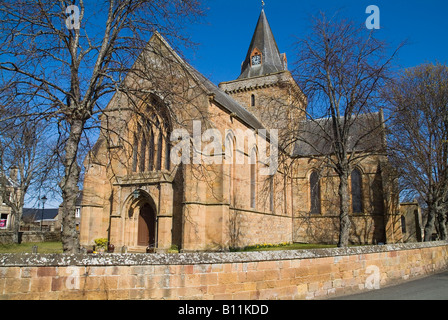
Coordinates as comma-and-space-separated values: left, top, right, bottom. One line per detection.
1, 241, 447, 267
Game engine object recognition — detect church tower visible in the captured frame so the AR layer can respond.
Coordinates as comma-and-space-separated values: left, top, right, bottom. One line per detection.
219, 9, 306, 133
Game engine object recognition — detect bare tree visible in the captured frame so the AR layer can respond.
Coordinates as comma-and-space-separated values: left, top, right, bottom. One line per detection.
385, 63, 448, 241
0, 0, 204, 253
0, 110, 55, 243
291, 12, 402, 247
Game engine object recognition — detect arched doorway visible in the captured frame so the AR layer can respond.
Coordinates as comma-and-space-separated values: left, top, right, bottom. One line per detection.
137, 203, 156, 247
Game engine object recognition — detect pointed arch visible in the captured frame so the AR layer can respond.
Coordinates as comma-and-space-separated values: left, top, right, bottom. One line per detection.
123, 189, 158, 248
129, 93, 173, 174
147, 126, 154, 171
351, 168, 363, 213
310, 171, 321, 214
132, 132, 139, 173
225, 133, 236, 207
250, 147, 258, 209
156, 131, 163, 171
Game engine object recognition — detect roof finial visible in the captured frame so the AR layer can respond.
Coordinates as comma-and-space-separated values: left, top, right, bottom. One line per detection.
262, 0, 265, 9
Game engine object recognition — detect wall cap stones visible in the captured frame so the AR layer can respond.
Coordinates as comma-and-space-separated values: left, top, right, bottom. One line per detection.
1, 241, 447, 267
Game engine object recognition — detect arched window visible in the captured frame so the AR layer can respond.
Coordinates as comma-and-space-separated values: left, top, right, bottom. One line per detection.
351, 168, 363, 213
130, 95, 171, 174
251, 94, 256, 107
139, 132, 147, 173
147, 127, 154, 171
250, 148, 257, 209
165, 135, 171, 171
401, 216, 407, 234
225, 135, 235, 207
132, 133, 139, 173
156, 132, 163, 171
310, 171, 321, 214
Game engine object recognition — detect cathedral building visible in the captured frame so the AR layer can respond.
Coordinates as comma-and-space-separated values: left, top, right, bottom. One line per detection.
79, 10, 402, 252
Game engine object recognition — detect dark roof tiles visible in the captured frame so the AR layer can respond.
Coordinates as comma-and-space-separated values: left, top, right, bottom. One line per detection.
238, 9, 287, 80
293, 112, 386, 157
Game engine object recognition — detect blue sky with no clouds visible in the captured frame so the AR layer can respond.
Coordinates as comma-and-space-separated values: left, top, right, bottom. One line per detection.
28, 0, 448, 208
183, 0, 448, 85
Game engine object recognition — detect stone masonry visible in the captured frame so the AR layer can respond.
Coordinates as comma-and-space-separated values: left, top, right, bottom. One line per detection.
0, 241, 447, 300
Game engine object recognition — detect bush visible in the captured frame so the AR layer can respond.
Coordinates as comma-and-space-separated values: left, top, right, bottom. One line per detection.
94, 238, 108, 249
167, 244, 179, 253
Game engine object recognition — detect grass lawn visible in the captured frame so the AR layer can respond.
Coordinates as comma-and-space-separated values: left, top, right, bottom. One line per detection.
0, 242, 344, 254
232, 243, 338, 252
0, 242, 63, 254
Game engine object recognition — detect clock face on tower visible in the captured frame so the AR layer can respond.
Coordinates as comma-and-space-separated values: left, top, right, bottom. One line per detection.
251, 54, 261, 66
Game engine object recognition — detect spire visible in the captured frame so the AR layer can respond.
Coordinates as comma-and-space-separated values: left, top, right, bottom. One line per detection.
238, 9, 287, 80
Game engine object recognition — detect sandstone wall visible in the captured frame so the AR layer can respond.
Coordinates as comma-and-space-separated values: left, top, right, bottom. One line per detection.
0, 241, 446, 300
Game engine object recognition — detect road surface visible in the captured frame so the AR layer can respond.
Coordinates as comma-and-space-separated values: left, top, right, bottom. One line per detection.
334, 271, 448, 300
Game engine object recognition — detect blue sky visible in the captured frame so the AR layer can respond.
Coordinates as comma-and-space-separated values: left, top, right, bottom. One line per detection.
184, 0, 448, 85
26, 0, 448, 208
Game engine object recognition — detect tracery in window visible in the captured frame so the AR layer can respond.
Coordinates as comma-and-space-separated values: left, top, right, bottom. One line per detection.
130, 96, 171, 174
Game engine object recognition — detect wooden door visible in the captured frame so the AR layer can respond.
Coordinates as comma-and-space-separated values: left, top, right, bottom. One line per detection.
137, 203, 156, 247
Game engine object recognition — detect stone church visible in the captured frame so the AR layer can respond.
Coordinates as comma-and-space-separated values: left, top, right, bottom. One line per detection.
80, 9, 402, 252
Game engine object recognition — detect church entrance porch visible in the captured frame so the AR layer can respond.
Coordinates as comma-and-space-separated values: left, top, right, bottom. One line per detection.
121, 189, 160, 253
112, 184, 175, 253
137, 203, 156, 248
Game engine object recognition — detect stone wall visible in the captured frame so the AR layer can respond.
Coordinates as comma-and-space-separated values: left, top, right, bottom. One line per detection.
0, 241, 447, 300
400, 202, 423, 243
0, 231, 61, 245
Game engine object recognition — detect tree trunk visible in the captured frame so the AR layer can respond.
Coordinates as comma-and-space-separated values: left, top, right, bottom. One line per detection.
60, 119, 84, 253
9, 200, 24, 244
424, 204, 436, 242
11, 211, 21, 244
437, 212, 447, 241
338, 173, 351, 247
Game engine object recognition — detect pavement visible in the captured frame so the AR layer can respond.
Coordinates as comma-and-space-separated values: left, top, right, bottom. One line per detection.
334, 271, 448, 300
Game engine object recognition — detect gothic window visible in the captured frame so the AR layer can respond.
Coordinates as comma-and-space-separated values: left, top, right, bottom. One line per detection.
226, 134, 235, 207
310, 171, 321, 214
251, 94, 256, 107
139, 131, 147, 173
156, 132, 163, 171
165, 136, 171, 171
148, 126, 154, 171
401, 216, 407, 234
250, 149, 257, 209
131, 96, 171, 174
132, 133, 139, 173
351, 168, 363, 213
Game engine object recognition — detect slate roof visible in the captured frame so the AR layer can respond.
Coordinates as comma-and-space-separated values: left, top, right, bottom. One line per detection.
151, 32, 266, 132
238, 9, 287, 80
293, 112, 386, 157
22, 208, 59, 221
189, 67, 265, 131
